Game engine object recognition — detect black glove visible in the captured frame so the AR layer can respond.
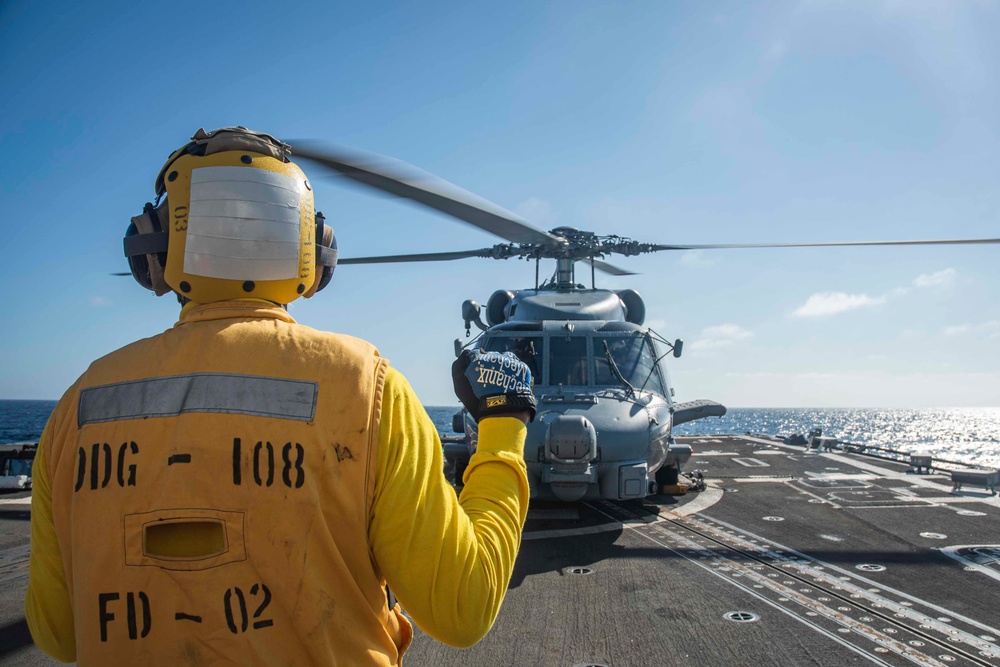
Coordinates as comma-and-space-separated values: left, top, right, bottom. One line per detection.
452, 349, 537, 423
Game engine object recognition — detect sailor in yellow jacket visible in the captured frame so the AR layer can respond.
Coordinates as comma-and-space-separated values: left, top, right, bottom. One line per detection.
25, 127, 535, 665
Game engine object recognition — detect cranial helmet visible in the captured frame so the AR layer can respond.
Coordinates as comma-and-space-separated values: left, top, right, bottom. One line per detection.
124, 127, 337, 304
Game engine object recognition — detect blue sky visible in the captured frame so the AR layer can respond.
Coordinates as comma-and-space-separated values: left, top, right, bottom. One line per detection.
1, 0, 997, 407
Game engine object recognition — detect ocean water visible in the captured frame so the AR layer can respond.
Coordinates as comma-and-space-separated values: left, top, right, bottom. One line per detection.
670, 407, 1000, 469
428, 405, 1000, 469
4, 401, 998, 469
0, 400, 57, 445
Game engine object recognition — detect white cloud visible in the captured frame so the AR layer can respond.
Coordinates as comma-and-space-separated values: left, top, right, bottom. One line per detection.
789, 268, 956, 321
514, 197, 556, 227
91, 296, 112, 307
704, 324, 752, 340
679, 250, 716, 268
914, 268, 957, 288
690, 323, 753, 351
945, 321, 1000, 338
899, 328, 926, 339
792, 291, 886, 318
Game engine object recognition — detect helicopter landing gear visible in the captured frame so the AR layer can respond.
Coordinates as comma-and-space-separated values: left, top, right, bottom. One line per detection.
657, 465, 692, 496
453, 455, 469, 487
655, 464, 680, 487
443, 438, 471, 488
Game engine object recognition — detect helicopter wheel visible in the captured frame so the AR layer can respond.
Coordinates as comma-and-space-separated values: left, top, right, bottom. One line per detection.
655, 465, 680, 488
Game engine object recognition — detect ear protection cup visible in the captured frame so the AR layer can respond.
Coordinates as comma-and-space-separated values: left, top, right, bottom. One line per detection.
127, 202, 338, 299
124, 221, 150, 290
304, 211, 338, 298
124, 200, 171, 295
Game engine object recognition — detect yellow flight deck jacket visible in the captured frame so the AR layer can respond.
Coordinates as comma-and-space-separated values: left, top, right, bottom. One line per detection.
25, 301, 529, 665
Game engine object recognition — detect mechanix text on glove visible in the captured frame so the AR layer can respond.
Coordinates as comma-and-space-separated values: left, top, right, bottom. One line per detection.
452, 350, 537, 423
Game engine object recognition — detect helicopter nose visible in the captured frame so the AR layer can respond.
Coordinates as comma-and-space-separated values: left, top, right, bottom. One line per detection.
541, 415, 599, 503
545, 415, 597, 463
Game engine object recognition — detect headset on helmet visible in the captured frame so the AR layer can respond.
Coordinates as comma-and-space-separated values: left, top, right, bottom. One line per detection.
124, 127, 337, 304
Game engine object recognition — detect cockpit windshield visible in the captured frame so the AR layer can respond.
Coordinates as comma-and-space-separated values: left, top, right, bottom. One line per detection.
548, 336, 588, 386
593, 334, 665, 395
481, 332, 666, 393
483, 335, 543, 383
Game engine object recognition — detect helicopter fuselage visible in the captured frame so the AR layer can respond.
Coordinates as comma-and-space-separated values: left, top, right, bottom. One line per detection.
458, 287, 692, 502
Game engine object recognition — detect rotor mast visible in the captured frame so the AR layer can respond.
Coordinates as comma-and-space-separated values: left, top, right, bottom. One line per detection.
555, 258, 576, 288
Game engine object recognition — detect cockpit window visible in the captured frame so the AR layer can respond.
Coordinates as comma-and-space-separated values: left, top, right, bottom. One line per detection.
593, 335, 665, 395
483, 336, 543, 383
549, 336, 588, 386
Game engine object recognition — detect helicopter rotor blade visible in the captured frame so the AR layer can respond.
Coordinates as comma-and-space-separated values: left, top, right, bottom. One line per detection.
647, 238, 1000, 251
339, 248, 497, 265
290, 143, 561, 247
587, 258, 636, 276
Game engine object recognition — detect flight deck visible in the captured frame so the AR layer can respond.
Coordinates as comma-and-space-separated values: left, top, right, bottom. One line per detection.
2, 434, 999, 666
409, 435, 1000, 667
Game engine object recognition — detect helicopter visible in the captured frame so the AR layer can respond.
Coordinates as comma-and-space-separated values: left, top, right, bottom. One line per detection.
446, 229, 722, 502
289, 143, 999, 503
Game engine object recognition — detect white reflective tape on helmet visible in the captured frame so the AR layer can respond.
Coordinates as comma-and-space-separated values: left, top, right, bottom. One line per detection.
184, 166, 303, 281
